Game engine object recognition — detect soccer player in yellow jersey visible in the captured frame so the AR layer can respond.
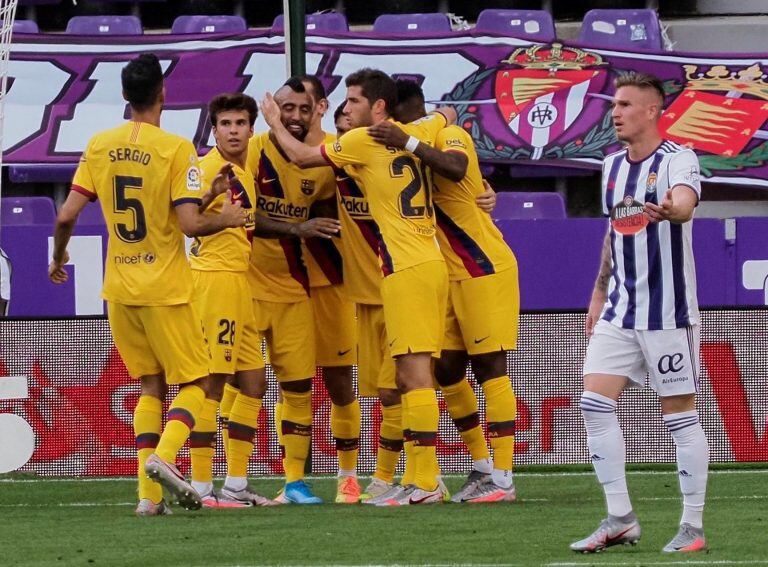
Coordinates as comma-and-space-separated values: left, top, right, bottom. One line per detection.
330, 104, 405, 503
188, 93, 339, 508
378, 80, 521, 503
246, 78, 340, 504
261, 68, 458, 504
299, 76, 361, 503
49, 54, 246, 516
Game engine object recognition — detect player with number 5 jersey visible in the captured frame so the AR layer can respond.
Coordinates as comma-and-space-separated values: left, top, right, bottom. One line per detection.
49, 54, 246, 517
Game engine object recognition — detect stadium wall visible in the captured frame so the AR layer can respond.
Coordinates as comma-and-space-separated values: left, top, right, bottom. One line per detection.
1, 309, 765, 477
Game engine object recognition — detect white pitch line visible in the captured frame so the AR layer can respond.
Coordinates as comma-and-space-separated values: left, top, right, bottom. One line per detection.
548, 562, 768, 566
0, 502, 133, 507
0, 469, 765, 483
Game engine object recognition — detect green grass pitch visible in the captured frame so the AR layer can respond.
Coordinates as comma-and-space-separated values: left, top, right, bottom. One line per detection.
0, 466, 766, 566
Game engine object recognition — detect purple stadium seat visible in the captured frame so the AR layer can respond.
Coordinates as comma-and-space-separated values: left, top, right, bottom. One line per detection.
1, 196, 56, 226
12, 20, 40, 34
65, 15, 143, 36
475, 9, 556, 42
372, 13, 451, 34
171, 15, 247, 34
492, 192, 566, 221
18, 0, 59, 5
579, 9, 663, 51
271, 12, 349, 33
9, 164, 77, 184
79, 201, 105, 225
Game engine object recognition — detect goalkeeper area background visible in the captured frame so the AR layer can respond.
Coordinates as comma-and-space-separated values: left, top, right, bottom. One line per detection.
0, 309, 766, 477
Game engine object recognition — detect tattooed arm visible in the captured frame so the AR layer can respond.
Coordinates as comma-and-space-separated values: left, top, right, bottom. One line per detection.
586, 227, 612, 337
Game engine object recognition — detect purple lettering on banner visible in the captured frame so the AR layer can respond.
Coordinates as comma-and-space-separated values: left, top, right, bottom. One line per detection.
2, 32, 768, 188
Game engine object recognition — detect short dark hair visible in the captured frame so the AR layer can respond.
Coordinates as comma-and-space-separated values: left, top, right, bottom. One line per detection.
333, 102, 345, 123
208, 93, 258, 127
345, 68, 397, 114
299, 74, 327, 102
283, 76, 308, 94
121, 53, 164, 111
395, 79, 424, 105
615, 71, 665, 101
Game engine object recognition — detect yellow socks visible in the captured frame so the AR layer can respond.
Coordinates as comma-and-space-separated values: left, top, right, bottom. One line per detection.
441, 379, 490, 462
482, 376, 517, 471
134, 395, 163, 503
402, 388, 440, 492
331, 399, 360, 474
280, 389, 312, 483
375, 402, 403, 483
219, 383, 239, 457
155, 384, 205, 464
274, 400, 284, 457
401, 393, 416, 486
189, 397, 218, 486
227, 393, 262, 478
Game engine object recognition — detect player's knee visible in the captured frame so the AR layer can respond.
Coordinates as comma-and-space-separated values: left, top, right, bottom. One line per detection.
322, 366, 355, 405
280, 378, 312, 394
378, 388, 401, 407
470, 351, 506, 384
660, 393, 696, 415
237, 368, 267, 399
139, 374, 166, 399
205, 374, 228, 401
434, 350, 468, 387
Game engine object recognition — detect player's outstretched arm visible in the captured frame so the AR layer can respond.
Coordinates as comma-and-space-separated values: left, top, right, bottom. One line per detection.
644, 185, 698, 224
260, 93, 327, 168
253, 216, 340, 239
367, 120, 468, 181
176, 192, 246, 237
585, 227, 612, 336
49, 189, 90, 283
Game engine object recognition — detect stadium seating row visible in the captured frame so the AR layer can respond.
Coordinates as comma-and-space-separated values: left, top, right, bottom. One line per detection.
1, 192, 567, 226
12, 9, 665, 51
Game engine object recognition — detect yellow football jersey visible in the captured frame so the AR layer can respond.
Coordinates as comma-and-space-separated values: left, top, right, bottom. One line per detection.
71, 121, 202, 306
432, 126, 517, 281
321, 113, 447, 275
334, 164, 384, 305
189, 146, 256, 273
303, 132, 344, 289
246, 132, 335, 302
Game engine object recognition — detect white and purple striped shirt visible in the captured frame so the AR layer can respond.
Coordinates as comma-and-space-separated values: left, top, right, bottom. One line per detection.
600, 141, 701, 330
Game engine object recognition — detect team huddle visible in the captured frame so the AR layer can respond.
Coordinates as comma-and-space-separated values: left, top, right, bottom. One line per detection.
49, 53, 709, 554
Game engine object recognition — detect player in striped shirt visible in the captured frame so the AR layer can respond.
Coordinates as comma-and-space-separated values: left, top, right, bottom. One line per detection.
572, 72, 708, 554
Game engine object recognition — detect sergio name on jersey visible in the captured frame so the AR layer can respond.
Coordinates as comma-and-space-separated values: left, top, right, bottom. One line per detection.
246, 131, 335, 301
189, 146, 256, 273
71, 121, 202, 306
432, 126, 516, 281
321, 113, 448, 275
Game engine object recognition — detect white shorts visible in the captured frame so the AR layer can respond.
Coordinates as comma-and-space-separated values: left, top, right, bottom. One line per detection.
583, 319, 700, 397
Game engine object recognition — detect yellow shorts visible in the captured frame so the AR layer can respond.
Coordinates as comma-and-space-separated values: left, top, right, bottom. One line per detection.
380, 260, 449, 357
254, 297, 315, 382
356, 303, 396, 397
443, 266, 520, 356
311, 284, 357, 367
191, 271, 264, 375
107, 301, 209, 384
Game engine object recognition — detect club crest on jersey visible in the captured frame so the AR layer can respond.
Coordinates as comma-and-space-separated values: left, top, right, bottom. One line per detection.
646, 172, 658, 193
611, 196, 648, 236
300, 179, 316, 196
